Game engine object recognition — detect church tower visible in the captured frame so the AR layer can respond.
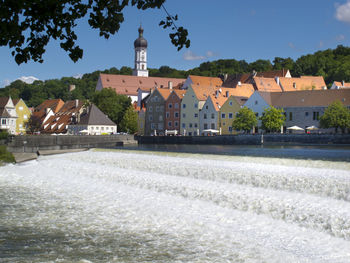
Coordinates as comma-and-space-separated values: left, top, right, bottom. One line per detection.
133, 26, 148, 77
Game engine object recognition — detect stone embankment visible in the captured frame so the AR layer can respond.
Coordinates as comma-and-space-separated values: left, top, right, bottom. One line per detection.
136, 134, 350, 145
6, 134, 137, 163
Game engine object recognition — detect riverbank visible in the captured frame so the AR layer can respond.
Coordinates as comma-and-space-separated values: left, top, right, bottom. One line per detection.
136, 134, 350, 145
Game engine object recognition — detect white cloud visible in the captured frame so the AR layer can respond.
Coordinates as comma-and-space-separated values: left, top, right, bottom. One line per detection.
73, 73, 83, 79
206, 50, 219, 58
183, 50, 206, 61
18, 76, 39, 84
335, 1, 350, 23
336, 34, 345, 41
1, 79, 11, 88
319, 40, 324, 48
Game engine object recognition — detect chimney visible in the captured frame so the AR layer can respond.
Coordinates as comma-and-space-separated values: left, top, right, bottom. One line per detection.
238, 81, 242, 86
75, 99, 79, 108
168, 81, 173, 90
226, 91, 229, 97
342, 80, 345, 87
215, 90, 219, 97
275, 77, 280, 86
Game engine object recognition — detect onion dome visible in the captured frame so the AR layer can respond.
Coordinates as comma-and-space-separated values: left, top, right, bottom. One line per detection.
134, 26, 148, 48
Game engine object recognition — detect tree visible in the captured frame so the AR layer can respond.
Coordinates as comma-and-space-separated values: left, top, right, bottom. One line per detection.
120, 106, 138, 133
26, 115, 42, 133
260, 106, 285, 133
1, 0, 190, 65
92, 88, 131, 125
319, 101, 350, 133
232, 107, 257, 133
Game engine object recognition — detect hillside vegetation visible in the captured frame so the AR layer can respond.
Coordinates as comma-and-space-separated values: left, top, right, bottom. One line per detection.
1, 45, 349, 107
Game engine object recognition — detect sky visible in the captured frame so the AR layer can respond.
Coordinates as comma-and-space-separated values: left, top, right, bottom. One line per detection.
1, 0, 350, 87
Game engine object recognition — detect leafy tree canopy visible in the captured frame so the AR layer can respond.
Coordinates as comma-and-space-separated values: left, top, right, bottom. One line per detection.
260, 106, 285, 133
0, 0, 190, 65
92, 88, 131, 126
319, 101, 350, 133
120, 105, 138, 133
232, 107, 257, 133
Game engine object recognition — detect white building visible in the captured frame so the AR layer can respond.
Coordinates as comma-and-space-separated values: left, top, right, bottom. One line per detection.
0, 97, 18, 135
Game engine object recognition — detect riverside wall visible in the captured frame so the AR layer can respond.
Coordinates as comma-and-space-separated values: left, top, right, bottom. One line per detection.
136, 134, 350, 145
6, 134, 137, 153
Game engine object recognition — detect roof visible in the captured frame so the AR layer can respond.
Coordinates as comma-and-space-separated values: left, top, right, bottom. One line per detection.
226, 83, 255, 97
189, 75, 223, 88
192, 85, 218, 101
99, 73, 185, 96
34, 99, 65, 114
57, 100, 84, 114
222, 69, 290, 88
334, 81, 350, 88
257, 89, 350, 107
157, 88, 172, 101
253, 77, 282, 92
279, 76, 326, 91
0, 97, 10, 108
78, 104, 116, 126
209, 94, 229, 111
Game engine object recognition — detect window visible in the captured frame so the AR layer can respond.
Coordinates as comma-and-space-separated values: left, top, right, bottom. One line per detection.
156, 106, 160, 112
159, 115, 163, 121
194, 113, 198, 118
229, 101, 233, 106
211, 123, 215, 129
182, 113, 186, 118
19, 124, 22, 128
2, 119, 6, 125
229, 126, 232, 132
204, 123, 208, 129
182, 123, 186, 128
255, 100, 258, 105
101, 127, 104, 130
168, 121, 172, 127
211, 113, 215, 119
223, 122, 226, 126
194, 123, 198, 128
168, 103, 172, 109
166, 112, 170, 118
189, 123, 193, 128
221, 113, 226, 119
182, 104, 186, 109
194, 103, 198, 108
175, 103, 179, 109
289, 112, 293, 121
19, 106, 23, 111
149, 106, 153, 112
188, 132, 192, 136
313, 111, 319, 120
151, 123, 156, 129
174, 112, 179, 118
23, 114, 28, 120
149, 115, 153, 121
175, 121, 178, 127
204, 114, 207, 119
205, 105, 208, 109
229, 113, 233, 119
194, 131, 197, 136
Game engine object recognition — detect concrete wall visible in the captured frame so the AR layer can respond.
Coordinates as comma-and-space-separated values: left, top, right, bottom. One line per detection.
7, 135, 136, 153
136, 134, 350, 145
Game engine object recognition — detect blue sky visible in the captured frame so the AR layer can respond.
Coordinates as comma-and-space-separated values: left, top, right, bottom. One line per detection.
1, 0, 350, 87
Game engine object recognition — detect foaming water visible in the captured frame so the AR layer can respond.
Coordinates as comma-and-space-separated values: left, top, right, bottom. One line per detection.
1, 149, 350, 262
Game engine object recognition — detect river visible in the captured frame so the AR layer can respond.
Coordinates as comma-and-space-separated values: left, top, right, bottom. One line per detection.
1, 148, 350, 262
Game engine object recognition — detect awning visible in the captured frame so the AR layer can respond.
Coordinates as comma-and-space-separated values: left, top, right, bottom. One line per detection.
287, 126, 304, 131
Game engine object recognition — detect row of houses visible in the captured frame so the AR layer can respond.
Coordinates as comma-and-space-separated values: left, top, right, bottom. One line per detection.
121, 71, 350, 136
0, 97, 117, 135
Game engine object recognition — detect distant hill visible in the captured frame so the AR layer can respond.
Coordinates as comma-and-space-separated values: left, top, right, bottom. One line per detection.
1, 45, 349, 107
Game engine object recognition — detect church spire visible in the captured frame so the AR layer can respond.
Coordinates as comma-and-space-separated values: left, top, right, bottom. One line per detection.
133, 26, 148, 77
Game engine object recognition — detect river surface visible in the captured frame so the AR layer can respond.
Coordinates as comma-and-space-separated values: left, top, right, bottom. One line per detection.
1, 148, 350, 262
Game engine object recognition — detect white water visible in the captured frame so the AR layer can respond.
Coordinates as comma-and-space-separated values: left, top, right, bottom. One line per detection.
1, 149, 350, 262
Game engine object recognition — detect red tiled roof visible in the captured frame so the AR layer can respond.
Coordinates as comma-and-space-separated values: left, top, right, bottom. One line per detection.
189, 75, 223, 88
99, 73, 185, 96
279, 76, 326, 91
253, 77, 282, 92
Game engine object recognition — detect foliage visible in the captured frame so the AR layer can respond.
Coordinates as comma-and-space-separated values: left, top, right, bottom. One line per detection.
0, 145, 15, 164
92, 88, 131, 126
26, 115, 42, 133
319, 101, 350, 133
260, 106, 285, 133
1, 0, 189, 64
0, 130, 10, 140
120, 106, 138, 133
232, 107, 257, 133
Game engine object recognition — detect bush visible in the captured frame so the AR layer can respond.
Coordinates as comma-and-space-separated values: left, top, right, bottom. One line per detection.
0, 130, 9, 140
0, 145, 15, 164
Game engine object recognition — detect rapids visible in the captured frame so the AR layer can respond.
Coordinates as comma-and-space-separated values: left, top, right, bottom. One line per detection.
1, 149, 350, 262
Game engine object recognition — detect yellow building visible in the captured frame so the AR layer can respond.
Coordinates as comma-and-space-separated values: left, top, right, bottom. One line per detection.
13, 99, 31, 134
219, 96, 244, 135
